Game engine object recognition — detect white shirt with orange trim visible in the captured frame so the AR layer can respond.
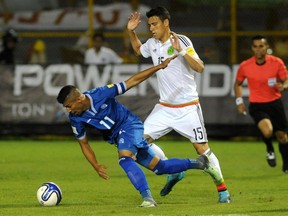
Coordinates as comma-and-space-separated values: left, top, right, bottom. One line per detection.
140, 34, 200, 105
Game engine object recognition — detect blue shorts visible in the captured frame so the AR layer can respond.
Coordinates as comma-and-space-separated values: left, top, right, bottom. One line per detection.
116, 120, 156, 168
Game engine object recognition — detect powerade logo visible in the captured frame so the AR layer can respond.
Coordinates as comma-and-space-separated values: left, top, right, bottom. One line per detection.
13, 64, 247, 97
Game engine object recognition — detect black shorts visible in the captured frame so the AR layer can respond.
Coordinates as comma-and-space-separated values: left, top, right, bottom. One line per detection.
249, 98, 288, 132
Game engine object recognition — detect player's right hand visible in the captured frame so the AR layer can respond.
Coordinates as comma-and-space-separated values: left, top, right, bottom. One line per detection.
160, 55, 178, 69
127, 12, 141, 31
236, 103, 247, 116
95, 164, 109, 180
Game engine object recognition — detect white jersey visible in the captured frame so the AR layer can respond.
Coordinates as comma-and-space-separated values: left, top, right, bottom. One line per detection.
84, 46, 123, 64
140, 34, 200, 105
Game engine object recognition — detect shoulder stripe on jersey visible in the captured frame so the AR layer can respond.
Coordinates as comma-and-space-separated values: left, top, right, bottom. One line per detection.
116, 82, 127, 94
178, 35, 190, 47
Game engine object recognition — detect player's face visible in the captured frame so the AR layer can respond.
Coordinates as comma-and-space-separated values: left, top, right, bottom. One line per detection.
251, 39, 269, 59
63, 97, 85, 116
147, 16, 167, 40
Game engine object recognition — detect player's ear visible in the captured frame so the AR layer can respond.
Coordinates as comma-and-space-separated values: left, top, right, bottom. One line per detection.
76, 93, 85, 102
164, 19, 169, 27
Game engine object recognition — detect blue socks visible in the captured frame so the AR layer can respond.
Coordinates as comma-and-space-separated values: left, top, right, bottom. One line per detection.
119, 156, 152, 199
153, 158, 199, 175
118, 156, 200, 200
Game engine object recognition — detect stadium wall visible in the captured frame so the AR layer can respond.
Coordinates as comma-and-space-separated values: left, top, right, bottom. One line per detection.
2, 63, 287, 138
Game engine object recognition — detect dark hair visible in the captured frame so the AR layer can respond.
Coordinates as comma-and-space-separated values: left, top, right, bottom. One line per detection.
93, 32, 105, 41
57, 85, 76, 104
3, 29, 18, 42
2, 29, 18, 48
146, 6, 170, 22
251, 35, 268, 43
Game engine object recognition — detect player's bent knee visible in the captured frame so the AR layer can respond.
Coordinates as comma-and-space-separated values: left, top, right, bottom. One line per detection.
149, 143, 166, 159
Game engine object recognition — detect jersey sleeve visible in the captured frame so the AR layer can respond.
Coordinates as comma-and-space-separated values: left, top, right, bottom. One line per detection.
236, 63, 246, 82
104, 82, 127, 96
277, 58, 288, 80
86, 82, 127, 99
69, 117, 86, 140
178, 35, 200, 59
140, 40, 152, 58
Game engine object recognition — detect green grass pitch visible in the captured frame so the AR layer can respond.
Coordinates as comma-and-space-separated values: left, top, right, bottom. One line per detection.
0, 138, 287, 216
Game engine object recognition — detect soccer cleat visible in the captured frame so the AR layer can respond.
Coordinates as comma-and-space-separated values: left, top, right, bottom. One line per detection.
160, 172, 185, 196
266, 152, 276, 167
218, 190, 231, 203
139, 200, 157, 207
204, 162, 223, 185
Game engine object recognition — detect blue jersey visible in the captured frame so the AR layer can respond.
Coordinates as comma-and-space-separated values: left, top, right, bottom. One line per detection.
68, 82, 143, 144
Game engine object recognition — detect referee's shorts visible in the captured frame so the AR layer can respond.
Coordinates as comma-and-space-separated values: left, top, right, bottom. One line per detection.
249, 98, 288, 132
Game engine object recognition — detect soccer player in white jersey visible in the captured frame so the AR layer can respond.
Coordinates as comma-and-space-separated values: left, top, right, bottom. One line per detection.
127, 6, 231, 203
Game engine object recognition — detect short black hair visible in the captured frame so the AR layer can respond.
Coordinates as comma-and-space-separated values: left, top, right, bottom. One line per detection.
57, 85, 76, 104
251, 35, 268, 43
93, 32, 105, 41
146, 6, 170, 22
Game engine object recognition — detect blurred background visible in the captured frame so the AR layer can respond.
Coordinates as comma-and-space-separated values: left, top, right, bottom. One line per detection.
1, 0, 288, 64
1, 0, 288, 138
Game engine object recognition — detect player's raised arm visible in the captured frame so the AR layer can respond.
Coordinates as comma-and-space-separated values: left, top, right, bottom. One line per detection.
127, 12, 142, 56
125, 55, 177, 90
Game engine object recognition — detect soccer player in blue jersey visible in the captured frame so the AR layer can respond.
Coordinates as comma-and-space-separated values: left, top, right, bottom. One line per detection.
56, 56, 216, 207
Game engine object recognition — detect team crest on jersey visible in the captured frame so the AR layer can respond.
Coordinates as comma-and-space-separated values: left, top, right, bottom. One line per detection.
187, 47, 195, 56
101, 104, 108, 109
107, 84, 114, 88
167, 46, 174, 55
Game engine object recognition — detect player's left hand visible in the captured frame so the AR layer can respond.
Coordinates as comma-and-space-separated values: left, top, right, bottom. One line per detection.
170, 31, 182, 52
127, 12, 141, 31
275, 82, 285, 92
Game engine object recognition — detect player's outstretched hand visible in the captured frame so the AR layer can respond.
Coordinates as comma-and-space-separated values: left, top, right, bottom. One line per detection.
127, 12, 141, 31
95, 164, 109, 180
160, 55, 178, 69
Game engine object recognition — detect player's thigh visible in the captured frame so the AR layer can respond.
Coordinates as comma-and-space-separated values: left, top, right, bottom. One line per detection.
117, 123, 145, 155
144, 104, 173, 140
173, 104, 208, 143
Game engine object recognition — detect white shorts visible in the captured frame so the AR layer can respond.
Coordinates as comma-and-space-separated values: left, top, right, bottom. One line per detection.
144, 103, 208, 143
